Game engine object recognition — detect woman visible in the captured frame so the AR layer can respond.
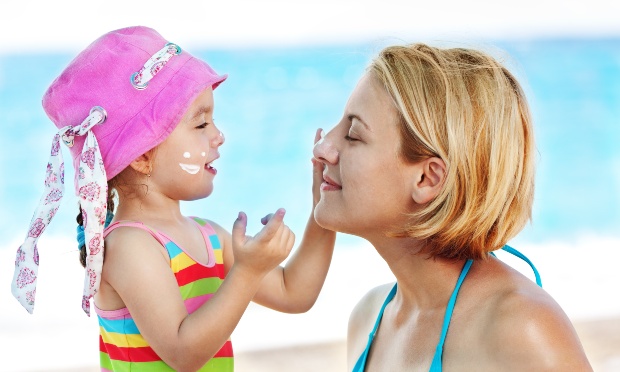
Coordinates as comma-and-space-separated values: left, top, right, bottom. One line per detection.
313, 44, 592, 371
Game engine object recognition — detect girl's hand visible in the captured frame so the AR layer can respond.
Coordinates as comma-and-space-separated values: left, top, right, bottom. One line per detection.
311, 128, 325, 207
230, 209, 294, 278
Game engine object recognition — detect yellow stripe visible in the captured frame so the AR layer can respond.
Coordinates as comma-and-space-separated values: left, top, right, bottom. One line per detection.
170, 252, 195, 272
100, 327, 149, 348
214, 249, 223, 264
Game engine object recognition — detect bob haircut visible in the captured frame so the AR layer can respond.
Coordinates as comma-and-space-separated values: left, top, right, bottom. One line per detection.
370, 44, 535, 260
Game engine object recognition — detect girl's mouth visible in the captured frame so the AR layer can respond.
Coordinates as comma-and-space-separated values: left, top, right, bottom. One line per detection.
205, 159, 217, 175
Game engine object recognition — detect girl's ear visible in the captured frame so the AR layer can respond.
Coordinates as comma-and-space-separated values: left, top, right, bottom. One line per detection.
128, 153, 153, 176
411, 157, 446, 204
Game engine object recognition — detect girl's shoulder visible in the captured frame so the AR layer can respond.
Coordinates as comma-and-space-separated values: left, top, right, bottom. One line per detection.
190, 217, 229, 239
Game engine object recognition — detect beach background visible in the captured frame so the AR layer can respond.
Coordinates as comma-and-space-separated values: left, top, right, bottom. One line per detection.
1, 0, 619, 371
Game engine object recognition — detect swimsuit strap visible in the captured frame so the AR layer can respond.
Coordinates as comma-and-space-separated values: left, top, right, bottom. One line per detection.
430, 245, 542, 371
501, 245, 542, 287
104, 221, 169, 247
352, 284, 398, 372
429, 259, 473, 371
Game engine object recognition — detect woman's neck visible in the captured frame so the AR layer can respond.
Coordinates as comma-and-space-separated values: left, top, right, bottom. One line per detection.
367, 235, 469, 311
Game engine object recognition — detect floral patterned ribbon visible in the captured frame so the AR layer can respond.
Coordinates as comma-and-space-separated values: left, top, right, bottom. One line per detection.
11, 106, 107, 316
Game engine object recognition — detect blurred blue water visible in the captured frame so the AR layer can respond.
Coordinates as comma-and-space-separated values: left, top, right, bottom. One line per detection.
0, 40, 618, 251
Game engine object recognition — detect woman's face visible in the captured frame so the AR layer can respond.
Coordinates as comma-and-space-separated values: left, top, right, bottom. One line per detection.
312, 73, 418, 237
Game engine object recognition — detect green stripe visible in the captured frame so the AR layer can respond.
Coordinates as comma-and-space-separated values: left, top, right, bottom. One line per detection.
100, 352, 233, 371
180, 277, 222, 299
198, 357, 234, 371
100, 352, 113, 371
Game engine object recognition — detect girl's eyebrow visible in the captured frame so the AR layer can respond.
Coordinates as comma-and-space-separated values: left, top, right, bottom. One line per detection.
348, 114, 372, 132
190, 106, 213, 121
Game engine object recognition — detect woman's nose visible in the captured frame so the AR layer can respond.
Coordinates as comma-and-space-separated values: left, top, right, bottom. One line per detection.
313, 129, 339, 164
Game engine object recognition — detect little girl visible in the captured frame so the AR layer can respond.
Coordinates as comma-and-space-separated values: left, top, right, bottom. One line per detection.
11, 26, 336, 371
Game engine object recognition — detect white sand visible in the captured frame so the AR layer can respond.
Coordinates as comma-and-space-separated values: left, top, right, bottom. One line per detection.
1, 235, 619, 371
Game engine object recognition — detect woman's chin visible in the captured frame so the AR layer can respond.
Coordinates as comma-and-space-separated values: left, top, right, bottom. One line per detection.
313, 205, 348, 233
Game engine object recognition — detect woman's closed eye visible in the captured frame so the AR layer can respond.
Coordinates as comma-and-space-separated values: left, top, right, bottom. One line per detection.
345, 129, 361, 142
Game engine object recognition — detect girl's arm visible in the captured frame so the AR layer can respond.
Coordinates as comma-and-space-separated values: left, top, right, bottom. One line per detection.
101, 211, 293, 372
217, 129, 337, 313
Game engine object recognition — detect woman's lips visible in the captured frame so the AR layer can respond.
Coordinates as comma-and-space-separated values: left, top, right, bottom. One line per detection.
321, 174, 342, 191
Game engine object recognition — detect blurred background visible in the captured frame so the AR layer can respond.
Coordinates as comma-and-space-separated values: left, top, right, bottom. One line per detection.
1, 1, 619, 371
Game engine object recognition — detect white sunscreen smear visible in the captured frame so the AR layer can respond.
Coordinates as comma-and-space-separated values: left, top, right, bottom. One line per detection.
179, 163, 200, 174
201, 152, 206, 157
183, 152, 191, 159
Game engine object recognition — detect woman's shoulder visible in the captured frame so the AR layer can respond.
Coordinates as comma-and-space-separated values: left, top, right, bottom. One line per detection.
350, 282, 395, 320
469, 261, 592, 370
348, 284, 395, 342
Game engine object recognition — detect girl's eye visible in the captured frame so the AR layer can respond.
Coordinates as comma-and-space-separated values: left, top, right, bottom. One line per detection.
196, 123, 208, 129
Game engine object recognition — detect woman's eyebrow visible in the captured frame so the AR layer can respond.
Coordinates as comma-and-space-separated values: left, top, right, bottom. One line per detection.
348, 114, 372, 132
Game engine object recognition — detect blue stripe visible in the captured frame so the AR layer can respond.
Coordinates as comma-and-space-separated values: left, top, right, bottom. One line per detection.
98, 315, 140, 334
209, 235, 221, 249
165, 241, 183, 259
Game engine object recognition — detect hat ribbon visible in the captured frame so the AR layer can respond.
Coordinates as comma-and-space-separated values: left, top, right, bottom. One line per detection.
11, 106, 107, 316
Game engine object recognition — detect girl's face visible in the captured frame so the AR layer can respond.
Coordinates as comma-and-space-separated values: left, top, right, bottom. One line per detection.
312, 73, 419, 237
150, 87, 224, 201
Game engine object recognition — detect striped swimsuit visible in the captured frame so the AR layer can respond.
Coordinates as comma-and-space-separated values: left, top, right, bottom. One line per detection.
96, 217, 234, 372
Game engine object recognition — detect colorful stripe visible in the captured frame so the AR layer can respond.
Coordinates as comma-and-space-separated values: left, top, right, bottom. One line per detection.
98, 218, 232, 371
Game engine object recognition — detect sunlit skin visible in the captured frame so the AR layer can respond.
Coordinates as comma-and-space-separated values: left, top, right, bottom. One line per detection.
95, 87, 336, 371
313, 73, 592, 371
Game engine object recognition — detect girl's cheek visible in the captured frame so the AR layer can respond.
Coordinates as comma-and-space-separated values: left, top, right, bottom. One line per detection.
178, 151, 201, 175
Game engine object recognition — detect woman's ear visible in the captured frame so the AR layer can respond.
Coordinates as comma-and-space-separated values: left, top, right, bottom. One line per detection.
411, 157, 446, 204
128, 153, 153, 176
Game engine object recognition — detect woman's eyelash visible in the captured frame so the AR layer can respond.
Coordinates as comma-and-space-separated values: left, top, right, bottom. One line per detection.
345, 135, 358, 141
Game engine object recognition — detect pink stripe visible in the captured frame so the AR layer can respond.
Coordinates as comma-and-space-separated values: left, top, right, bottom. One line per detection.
101, 368, 113, 372
185, 293, 213, 313
94, 305, 130, 319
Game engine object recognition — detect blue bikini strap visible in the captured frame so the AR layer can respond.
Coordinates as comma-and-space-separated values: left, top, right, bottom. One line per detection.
501, 245, 542, 287
429, 259, 474, 371
352, 284, 398, 372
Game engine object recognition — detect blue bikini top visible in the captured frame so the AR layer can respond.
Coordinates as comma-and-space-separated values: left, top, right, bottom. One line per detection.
352, 245, 542, 372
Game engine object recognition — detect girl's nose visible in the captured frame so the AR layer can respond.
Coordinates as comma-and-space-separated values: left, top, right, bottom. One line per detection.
212, 130, 225, 147
313, 129, 339, 165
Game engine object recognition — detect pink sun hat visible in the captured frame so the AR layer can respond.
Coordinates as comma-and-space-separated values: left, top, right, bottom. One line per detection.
11, 26, 226, 316
43, 25, 227, 185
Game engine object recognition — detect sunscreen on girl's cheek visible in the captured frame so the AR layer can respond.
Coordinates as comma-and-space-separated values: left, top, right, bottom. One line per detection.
179, 163, 201, 174
179, 152, 201, 174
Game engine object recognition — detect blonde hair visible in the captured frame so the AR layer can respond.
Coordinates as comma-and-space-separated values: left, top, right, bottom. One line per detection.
370, 44, 535, 260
